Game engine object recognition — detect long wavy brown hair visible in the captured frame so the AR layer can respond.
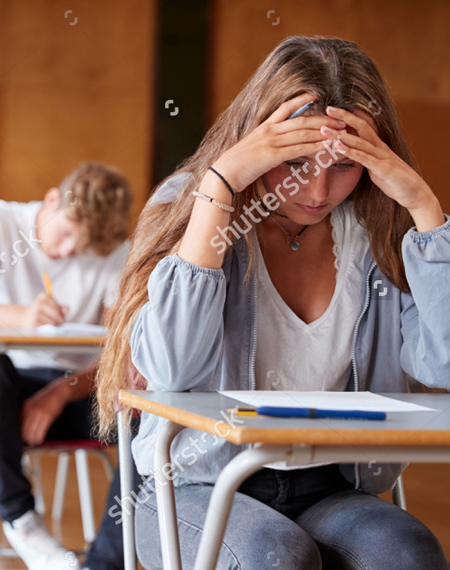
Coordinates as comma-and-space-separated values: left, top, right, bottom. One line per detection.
96, 36, 417, 438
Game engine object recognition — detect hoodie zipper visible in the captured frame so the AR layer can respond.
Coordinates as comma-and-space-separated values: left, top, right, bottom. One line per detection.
250, 276, 258, 391
351, 261, 377, 392
351, 261, 376, 489
245, 276, 258, 452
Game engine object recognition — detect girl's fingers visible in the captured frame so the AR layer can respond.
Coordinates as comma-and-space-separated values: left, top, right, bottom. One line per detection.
323, 129, 386, 160
275, 114, 346, 134
279, 140, 333, 161
274, 128, 342, 148
334, 140, 381, 172
265, 93, 318, 124
326, 107, 380, 146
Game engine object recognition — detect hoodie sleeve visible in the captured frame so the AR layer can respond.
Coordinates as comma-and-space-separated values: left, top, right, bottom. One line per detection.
400, 215, 450, 389
130, 253, 227, 391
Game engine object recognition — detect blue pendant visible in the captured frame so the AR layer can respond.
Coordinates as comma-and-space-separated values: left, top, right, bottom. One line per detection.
291, 241, 299, 251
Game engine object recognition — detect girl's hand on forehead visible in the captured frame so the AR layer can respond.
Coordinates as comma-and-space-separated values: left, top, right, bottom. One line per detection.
322, 106, 443, 218
212, 93, 347, 193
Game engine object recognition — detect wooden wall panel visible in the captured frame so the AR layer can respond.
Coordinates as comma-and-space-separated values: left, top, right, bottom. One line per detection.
0, 0, 156, 226
209, 0, 450, 213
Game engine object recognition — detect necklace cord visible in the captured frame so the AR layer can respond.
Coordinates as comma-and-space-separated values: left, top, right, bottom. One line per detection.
255, 191, 309, 250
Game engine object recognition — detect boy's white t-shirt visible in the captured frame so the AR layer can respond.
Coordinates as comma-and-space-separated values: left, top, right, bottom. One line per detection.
0, 200, 129, 371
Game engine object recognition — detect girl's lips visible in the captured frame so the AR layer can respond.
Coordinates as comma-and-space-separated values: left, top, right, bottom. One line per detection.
296, 204, 327, 213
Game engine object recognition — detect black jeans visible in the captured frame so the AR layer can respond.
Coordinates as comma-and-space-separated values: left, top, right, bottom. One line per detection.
0, 354, 93, 522
0, 354, 142, 570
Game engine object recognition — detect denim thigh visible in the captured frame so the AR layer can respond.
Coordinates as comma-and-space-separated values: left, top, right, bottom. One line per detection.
135, 484, 322, 570
296, 489, 449, 570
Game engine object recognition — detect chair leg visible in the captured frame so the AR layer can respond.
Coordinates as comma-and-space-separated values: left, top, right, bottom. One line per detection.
75, 449, 96, 543
392, 474, 407, 510
52, 451, 70, 521
118, 411, 137, 570
29, 453, 46, 516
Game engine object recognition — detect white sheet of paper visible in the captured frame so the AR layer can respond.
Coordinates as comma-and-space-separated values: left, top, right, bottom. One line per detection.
219, 390, 437, 413
36, 323, 107, 336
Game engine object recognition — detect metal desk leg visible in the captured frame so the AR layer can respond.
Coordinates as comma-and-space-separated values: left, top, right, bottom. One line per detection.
193, 444, 295, 570
392, 474, 407, 510
154, 421, 185, 570
118, 411, 137, 570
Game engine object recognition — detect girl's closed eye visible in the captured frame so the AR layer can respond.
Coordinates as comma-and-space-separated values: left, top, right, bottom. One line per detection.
285, 160, 307, 168
334, 161, 357, 170
284, 160, 357, 171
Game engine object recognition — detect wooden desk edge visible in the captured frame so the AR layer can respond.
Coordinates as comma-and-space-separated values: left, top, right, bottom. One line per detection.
0, 335, 105, 346
118, 391, 450, 446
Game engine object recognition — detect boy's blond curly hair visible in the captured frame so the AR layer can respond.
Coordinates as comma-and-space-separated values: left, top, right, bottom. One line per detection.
58, 162, 133, 256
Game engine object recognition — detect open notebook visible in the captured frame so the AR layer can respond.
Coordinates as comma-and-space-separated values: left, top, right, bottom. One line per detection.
36, 323, 107, 336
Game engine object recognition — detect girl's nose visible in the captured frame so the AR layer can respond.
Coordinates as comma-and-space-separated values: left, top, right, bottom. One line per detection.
304, 169, 330, 204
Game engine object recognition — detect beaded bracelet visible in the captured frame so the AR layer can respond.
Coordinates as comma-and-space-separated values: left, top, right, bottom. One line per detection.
208, 166, 235, 196
193, 191, 235, 213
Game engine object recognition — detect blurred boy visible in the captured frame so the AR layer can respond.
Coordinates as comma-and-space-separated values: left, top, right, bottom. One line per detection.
0, 162, 132, 570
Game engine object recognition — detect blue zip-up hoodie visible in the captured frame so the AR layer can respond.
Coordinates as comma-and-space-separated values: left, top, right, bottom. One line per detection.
130, 175, 450, 494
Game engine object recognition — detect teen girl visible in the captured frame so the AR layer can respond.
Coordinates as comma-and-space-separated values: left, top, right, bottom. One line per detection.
97, 36, 449, 569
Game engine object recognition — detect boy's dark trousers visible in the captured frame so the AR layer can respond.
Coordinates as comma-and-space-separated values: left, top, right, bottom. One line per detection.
0, 354, 141, 570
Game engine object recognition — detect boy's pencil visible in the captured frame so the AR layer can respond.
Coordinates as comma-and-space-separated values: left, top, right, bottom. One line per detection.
41, 271, 53, 297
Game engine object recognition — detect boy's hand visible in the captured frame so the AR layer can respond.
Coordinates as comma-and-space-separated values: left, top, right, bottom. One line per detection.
21, 293, 69, 328
21, 381, 70, 446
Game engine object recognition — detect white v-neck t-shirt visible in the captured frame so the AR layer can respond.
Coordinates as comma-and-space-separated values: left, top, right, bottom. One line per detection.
255, 201, 370, 400
255, 201, 370, 469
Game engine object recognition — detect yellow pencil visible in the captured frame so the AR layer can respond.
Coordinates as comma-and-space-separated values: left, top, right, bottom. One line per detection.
41, 271, 53, 297
227, 407, 258, 416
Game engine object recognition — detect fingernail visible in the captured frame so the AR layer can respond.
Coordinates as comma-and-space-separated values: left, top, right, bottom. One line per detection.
337, 120, 346, 126
327, 106, 338, 112
336, 139, 348, 150
321, 126, 333, 134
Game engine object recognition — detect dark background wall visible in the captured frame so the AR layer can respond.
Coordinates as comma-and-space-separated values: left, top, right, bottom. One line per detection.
0, 0, 448, 224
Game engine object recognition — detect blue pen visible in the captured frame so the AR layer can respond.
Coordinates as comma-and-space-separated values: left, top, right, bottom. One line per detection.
256, 406, 386, 421
288, 100, 315, 119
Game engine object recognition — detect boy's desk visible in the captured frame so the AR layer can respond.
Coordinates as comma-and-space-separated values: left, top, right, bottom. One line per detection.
0, 327, 106, 353
118, 390, 450, 570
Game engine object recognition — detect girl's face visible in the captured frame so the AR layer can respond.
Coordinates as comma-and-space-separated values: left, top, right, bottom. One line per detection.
261, 109, 372, 226
261, 151, 364, 226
